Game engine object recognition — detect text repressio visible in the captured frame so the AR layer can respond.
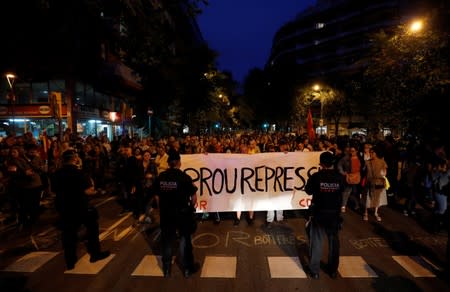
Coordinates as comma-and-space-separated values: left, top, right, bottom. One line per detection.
184, 166, 318, 196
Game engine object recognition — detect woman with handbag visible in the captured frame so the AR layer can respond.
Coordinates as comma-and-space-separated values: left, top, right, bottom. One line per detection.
337, 145, 365, 213
363, 145, 388, 222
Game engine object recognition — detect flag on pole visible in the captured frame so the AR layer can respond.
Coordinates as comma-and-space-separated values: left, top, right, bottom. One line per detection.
307, 108, 316, 142
41, 129, 50, 160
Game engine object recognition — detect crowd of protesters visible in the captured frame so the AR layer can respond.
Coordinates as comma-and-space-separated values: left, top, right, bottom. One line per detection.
0, 129, 448, 237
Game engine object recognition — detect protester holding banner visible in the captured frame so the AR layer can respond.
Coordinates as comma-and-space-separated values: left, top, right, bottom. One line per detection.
266, 139, 289, 227
305, 151, 344, 279
234, 138, 259, 226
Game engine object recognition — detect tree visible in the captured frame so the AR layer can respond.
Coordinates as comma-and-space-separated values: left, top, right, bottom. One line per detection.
364, 17, 449, 136
293, 83, 350, 137
118, 0, 222, 134
119, 0, 209, 67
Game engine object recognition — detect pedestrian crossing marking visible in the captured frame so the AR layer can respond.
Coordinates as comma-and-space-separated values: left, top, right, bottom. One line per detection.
2, 251, 59, 272
267, 256, 307, 278
1, 251, 442, 279
64, 253, 115, 274
338, 256, 378, 278
99, 213, 132, 241
200, 256, 236, 278
392, 256, 436, 277
131, 255, 165, 277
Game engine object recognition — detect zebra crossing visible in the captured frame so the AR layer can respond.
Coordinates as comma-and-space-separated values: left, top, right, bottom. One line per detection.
1, 251, 439, 279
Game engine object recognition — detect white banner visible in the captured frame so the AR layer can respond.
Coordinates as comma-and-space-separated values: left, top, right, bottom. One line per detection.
180, 152, 322, 212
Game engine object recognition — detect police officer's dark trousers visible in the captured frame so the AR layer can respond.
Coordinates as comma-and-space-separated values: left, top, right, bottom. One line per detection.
309, 220, 340, 274
161, 219, 194, 272
61, 209, 101, 267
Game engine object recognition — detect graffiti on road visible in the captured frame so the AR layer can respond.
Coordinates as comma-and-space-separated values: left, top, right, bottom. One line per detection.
192, 230, 308, 248
349, 236, 447, 250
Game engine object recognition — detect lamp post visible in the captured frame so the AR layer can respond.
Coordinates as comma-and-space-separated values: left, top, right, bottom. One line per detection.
312, 84, 324, 135
147, 107, 153, 138
109, 112, 118, 140
5, 73, 17, 133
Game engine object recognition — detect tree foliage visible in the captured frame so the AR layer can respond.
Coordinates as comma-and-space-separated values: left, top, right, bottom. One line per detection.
293, 83, 350, 136
364, 18, 449, 134
119, 0, 209, 67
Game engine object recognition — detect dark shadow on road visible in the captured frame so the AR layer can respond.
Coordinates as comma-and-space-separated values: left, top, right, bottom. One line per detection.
259, 215, 311, 275
371, 274, 423, 292
372, 222, 447, 280
0, 274, 31, 292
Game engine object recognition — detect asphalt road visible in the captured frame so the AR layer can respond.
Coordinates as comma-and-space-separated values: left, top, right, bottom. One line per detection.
0, 194, 449, 292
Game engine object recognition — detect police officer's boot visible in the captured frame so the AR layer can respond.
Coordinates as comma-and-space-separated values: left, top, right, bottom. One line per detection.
163, 264, 171, 278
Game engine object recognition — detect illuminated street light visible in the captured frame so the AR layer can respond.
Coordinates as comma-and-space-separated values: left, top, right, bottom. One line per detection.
409, 20, 423, 33
5, 73, 17, 133
311, 83, 328, 135
312, 83, 334, 135
6, 73, 16, 88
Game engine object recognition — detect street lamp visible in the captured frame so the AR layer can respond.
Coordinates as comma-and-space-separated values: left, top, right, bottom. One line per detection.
409, 20, 423, 33
312, 84, 324, 135
109, 112, 118, 139
5, 73, 17, 133
147, 107, 154, 137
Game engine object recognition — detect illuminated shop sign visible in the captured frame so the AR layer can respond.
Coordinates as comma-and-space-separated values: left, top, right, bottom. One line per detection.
0, 104, 68, 117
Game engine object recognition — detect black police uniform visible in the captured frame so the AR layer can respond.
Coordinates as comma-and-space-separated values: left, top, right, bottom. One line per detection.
52, 152, 109, 269
154, 163, 198, 277
305, 153, 344, 278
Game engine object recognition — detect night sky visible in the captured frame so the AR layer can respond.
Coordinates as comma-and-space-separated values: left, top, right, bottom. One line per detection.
197, 0, 316, 84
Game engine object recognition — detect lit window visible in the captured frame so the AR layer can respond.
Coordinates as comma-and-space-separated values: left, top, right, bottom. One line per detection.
315, 22, 325, 29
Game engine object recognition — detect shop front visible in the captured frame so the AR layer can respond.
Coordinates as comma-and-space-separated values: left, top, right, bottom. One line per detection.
0, 103, 68, 139
75, 105, 123, 141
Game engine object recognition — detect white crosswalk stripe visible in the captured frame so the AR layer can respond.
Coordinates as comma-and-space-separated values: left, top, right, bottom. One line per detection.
267, 256, 308, 278
0, 251, 441, 279
131, 255, 170, 277
64, 253, 115, 274
338, 256, 378, 278
2, 251, 59, 272
392, 256, 436, 277
200, 256, 237, 278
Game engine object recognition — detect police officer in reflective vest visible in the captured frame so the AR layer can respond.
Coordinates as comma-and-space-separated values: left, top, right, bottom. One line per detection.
154, 149, 198, 278
305, 151, 344, 279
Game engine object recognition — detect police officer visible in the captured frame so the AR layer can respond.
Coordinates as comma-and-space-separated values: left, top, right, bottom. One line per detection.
52, 150, 110, 270
154, 148, 198, 278
305, 151, 344, 279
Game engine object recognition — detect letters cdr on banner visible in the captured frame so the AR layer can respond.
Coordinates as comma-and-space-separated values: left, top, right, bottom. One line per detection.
180, 152, 322, 212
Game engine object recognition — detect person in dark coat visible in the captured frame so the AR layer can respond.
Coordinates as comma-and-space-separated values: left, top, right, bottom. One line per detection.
6, 146, 43, 230
305, 151, 344, 279
154, 149, 198, 278
52, 150, 110, 270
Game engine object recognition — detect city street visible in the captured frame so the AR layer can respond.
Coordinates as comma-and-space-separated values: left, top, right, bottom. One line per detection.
0, 193, 448, 292
1, 1, 449, 291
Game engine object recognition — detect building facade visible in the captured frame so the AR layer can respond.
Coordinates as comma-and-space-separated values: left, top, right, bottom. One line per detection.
266, 0, 442, 136
0, 0, 143, 141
